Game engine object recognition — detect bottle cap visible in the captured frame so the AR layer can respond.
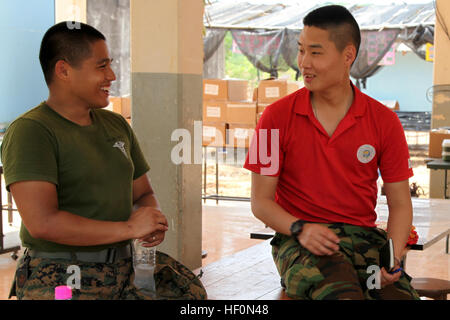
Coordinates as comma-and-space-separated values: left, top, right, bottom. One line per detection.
55, 285, 72, 300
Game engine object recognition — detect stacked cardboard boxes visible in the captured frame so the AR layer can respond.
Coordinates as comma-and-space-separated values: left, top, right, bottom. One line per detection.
203, 122, 227, 147
256, 79, 301, 104
202, 79, 230, 147
255, 79, 303, 122
227, 123, 255, 149
203, 79, 249, 101
226, 100, 257, 148
203, 78, 303, 148
203, 79, 254, 148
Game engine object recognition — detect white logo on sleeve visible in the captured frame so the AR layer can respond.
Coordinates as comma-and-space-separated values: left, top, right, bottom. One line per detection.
113, 141, 128, 158
357, 144, 376, 163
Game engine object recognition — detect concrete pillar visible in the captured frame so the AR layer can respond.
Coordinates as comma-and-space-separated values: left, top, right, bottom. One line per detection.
55, 0, 86, 23
130, 0, 204, 269
429, 0, 450, 198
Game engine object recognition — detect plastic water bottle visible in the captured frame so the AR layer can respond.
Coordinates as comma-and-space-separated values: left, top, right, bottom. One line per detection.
132, 240, 156, 297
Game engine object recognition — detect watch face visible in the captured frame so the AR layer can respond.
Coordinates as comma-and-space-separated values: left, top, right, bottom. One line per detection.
291, 220, 304, 234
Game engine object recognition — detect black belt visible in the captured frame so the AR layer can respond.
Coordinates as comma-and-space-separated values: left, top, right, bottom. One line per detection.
26, 244, 132, 263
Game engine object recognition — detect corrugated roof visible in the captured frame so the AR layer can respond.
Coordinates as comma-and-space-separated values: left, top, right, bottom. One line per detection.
204, 1, 435, 30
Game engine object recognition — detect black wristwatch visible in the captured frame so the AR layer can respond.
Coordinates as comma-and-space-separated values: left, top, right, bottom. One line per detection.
290, 219, 306, 238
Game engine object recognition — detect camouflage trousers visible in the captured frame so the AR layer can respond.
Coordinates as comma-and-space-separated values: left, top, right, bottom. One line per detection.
271, 223, 420, 300
10, 250, 207, 300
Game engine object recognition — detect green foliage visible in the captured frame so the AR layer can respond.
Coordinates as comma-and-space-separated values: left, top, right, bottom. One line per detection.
224, 31, 264, 86
224, 32, 300, 88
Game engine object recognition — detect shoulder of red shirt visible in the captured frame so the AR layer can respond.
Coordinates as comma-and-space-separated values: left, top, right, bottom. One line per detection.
355, 86, 400, 121
258, 82, 401, 129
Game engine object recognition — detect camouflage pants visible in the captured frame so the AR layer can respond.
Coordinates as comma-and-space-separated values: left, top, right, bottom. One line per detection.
271, 223, 420, 300
10, 251, 207, 300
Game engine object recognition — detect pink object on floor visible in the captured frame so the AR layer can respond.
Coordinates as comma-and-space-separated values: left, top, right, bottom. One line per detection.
55, 285, 72, 300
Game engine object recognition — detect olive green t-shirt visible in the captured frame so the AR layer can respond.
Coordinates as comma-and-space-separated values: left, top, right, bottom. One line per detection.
0, 102, 150, 252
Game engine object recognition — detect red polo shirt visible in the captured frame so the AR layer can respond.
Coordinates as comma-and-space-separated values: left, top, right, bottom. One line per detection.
244, 83, 413, 227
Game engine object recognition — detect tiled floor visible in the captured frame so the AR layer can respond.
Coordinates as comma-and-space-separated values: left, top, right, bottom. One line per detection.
0, 199, 448, 299
201, 200, 265, 266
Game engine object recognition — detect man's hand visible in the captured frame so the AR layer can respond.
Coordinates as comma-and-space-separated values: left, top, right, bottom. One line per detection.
130, 174, 167, 246
127, 206, 168, 240
298, 224, 341, 256
139, 231, 166, 247
250, 173, 340, 256
380, 261, 402, 288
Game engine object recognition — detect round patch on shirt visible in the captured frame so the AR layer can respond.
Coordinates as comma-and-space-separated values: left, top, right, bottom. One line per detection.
357, 144, 376, 164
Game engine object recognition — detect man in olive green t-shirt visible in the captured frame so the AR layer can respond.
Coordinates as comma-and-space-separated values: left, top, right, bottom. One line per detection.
0, 22, 168, 300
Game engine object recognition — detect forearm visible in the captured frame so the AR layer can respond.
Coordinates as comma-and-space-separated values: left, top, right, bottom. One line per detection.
251, 197, 297, 236
32, 210, 133, 246
383, 180, 413, 260
386, 205, 413, 259
133, 191, 161, 211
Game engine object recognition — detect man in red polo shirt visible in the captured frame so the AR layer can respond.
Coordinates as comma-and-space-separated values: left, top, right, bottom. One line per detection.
244, 5, 419, 300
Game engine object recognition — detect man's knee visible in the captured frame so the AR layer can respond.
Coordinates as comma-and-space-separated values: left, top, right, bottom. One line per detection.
311, 254, 365, 300
312, 281, 365, 300
283, 252, 365, 300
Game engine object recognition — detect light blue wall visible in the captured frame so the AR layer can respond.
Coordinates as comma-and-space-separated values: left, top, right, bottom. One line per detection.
353, 50, 433, 112
0, 0, 54, 124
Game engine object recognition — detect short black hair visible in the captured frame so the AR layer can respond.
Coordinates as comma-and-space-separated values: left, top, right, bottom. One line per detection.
39, 21, 106, 85
303, 5, 361, 59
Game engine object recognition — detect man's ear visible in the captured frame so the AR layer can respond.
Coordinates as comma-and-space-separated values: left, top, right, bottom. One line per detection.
344, 44, 357, 67
54, 60, 71, 81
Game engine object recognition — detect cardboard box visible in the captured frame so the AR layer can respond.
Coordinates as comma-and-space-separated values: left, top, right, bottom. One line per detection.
227, 79, 249, 101
203, 100, 227, 122
257, 103, 270, 114
226, 101, 257, 125
121, 96, 131, 119
203, 122, 227, 147
110, 97, 122, 114
256, 112, 263, 123
203, 79, 249, 101
380, 100, 400, 111
110, 96, 131, 119
429, 128, 450, 158
257, 79, 301, 104
227, 123, 255, 149
252, 87, 258, 101
256, 103, 270, 123
203, 79, 228, 101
